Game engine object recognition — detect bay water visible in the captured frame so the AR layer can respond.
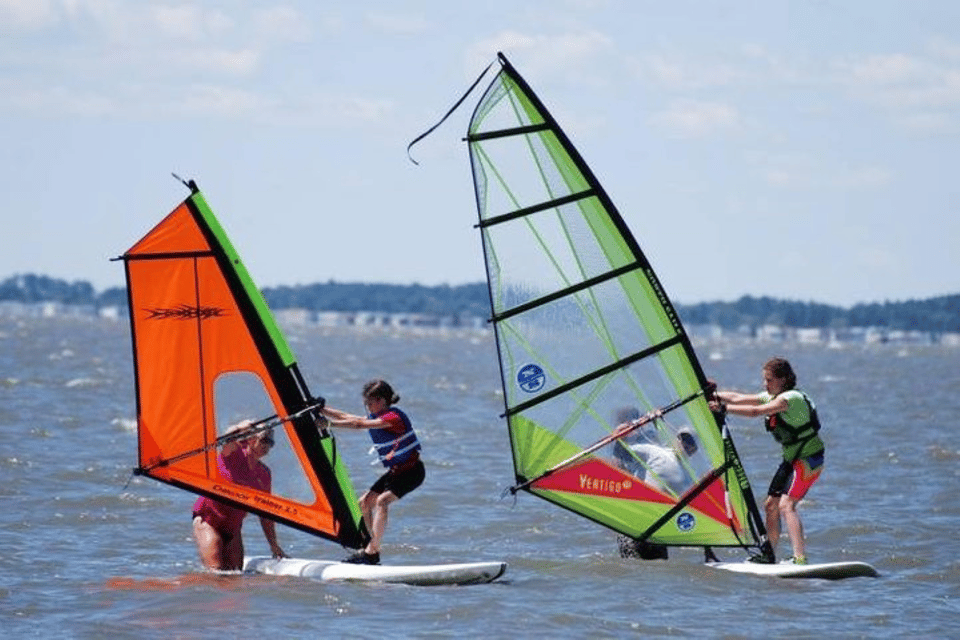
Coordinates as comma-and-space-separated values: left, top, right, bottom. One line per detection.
1, 315, 957, 638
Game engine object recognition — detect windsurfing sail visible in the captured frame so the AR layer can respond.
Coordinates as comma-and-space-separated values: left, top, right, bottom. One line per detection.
466, 53, 770, 553
118, 179, 366, 549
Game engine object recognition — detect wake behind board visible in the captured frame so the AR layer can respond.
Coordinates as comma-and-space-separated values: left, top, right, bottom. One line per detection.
244, 556, 507, 586
708, 560, 878, 580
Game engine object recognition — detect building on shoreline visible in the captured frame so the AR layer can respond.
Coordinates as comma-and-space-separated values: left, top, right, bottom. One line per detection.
2, 302, 956, 346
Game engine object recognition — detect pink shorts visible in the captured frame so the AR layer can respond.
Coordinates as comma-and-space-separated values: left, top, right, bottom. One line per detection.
787, 455, 824, 500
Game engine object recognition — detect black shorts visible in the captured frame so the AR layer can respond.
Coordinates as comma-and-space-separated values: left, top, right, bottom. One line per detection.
370, 459, 425, 499
767, 460, 794, 497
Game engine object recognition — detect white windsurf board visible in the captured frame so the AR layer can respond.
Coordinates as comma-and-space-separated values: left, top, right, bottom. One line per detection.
708, 559, 878, 580
244, 555, 507, 586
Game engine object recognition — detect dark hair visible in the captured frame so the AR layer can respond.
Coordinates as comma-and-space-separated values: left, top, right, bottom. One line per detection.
763, 357, 797, 390
362, 379, 400, 404
614, 406, 640, 424
677, 429, 697, 453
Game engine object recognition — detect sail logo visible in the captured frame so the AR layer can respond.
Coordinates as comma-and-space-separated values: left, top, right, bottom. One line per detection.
579, 474, 631, 495
517, 364, 546, 393
676, 512, 696, 532
145, 304, 228, 320
214, 483, 251, 502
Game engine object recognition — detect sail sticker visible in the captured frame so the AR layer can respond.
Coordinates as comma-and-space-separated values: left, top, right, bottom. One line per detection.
145, 304, 228, 320
676, 512, 696, 532
517, 364, 546, 393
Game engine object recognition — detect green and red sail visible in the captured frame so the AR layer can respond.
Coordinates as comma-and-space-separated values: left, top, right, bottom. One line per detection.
467, 53, 769, 552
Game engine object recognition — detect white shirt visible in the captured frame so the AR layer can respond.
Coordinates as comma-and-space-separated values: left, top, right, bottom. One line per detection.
623, 443, 692, 495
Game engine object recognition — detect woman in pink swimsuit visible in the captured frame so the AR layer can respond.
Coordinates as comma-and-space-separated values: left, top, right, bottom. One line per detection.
192, 421, 286, 570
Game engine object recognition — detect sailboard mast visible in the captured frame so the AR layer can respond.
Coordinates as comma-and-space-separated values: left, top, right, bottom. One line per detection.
465, 53, 770, 555
118, 179, 366, 548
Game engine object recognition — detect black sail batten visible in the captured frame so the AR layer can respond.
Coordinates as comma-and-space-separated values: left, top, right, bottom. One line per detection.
122, 249, 216, 262
476, 189, 598, 230
466, 122, 551, 142
491, 261, 645, 324
503, 335, 684, 418
182, 194, 366, 548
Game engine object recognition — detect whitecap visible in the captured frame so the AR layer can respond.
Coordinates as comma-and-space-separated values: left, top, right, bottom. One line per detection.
112, 417, 137, 432
66, 377, 99, 388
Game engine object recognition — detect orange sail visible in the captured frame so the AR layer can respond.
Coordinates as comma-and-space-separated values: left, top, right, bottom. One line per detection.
119, 180, 366, 548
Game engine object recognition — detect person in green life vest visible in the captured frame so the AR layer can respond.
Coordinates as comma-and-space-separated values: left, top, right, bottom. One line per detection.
710, 357, 825, 565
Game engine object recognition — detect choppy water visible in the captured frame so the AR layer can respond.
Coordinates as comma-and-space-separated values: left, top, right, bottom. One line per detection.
1, 315, 958, 638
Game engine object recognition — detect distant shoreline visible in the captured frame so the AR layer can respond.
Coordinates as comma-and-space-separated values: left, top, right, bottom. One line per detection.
1, 273, 958, 333
2, 300, 957, 348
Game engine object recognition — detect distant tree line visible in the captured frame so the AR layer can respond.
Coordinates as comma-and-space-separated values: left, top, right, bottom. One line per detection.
261, 281, 491, 318
1, 273, 957, 332
679, 294, 960, 332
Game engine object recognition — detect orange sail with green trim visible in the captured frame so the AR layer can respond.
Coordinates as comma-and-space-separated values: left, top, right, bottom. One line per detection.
120, 180, 365, 548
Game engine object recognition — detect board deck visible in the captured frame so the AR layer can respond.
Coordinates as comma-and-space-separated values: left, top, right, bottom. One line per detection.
707, 560, 878, 580
244, 556, 507, 586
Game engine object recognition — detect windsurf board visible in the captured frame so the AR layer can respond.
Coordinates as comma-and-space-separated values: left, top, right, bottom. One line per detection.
707, 560, 878, 580
244, 555, 507, 586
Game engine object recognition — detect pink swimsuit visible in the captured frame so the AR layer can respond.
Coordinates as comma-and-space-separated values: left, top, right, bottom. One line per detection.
192, 446, 271, 538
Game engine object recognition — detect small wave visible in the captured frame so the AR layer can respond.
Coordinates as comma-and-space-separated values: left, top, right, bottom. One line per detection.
929, 445, 960, 461
0, 456, 32, 469
65, 377, 101, 388
118, 491, 169, 506
433, 379, 468, 391
112, 417, 137, 433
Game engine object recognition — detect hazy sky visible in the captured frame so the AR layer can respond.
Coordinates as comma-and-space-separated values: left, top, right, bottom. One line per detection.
2, 1, 958, 306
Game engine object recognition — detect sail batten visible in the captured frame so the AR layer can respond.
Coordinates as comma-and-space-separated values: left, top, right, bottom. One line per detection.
492, 261, 644, 323
467, 122, 551, 141
477, 189, 597, 228
125, 250, 217, 262
467, 53, 768, 551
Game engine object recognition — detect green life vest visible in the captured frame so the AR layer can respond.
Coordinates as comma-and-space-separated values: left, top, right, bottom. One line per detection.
763, 390, 824, 460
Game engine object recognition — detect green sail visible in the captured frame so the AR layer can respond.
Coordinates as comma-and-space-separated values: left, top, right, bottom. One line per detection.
467, 53, 767, 551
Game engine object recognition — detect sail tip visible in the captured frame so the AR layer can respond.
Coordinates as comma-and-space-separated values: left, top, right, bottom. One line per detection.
170, 172, 200, 194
